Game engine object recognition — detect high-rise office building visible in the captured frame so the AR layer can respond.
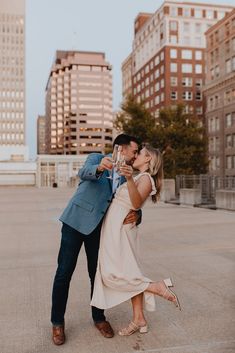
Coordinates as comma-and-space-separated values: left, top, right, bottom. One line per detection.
122, 1, 234, 119
0, 0, 28, 161
45, 51, 113, 155
204, 9, 235, 177
122, 54, 133, 99
37, 115, 46, 154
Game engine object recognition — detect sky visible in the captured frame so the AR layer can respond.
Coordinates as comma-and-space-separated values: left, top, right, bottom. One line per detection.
26, 0, 235, 158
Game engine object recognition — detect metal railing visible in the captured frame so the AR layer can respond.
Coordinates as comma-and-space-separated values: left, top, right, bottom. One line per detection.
176, 175, 235, 204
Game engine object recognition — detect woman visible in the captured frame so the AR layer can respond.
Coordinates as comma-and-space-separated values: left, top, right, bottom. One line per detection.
91, 145, 180, 336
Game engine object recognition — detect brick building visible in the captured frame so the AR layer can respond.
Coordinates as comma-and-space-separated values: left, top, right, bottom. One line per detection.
204, 9, 235, 177
122, 1, 234, 119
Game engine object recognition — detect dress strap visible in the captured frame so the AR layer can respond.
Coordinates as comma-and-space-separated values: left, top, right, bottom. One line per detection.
134, 172, 157, 196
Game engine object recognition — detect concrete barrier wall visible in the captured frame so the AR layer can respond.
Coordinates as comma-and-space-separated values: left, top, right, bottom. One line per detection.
0, 162, 37, 186
161, 179, 175, 201
180, 188, 201, 206
0, 173, 36, 186
216, 190, 235, 211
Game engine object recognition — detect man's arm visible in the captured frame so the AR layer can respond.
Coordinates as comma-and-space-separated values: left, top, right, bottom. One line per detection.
78, 154, 102, 181
78, 154, 113, 181
123, 209, 142, 226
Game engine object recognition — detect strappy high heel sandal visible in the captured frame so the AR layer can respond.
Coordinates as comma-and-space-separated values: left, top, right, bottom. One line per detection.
118, 321, 148, 336
162, 278, 181, 311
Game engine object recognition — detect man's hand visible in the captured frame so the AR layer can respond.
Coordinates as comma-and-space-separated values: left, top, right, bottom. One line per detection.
97, 157, 113, 173
123, 210, 139, 225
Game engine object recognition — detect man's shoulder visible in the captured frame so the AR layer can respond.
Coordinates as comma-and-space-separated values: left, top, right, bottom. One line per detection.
85, 152, 104, 162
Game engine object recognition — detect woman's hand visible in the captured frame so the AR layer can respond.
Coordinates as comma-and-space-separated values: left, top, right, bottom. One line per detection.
119, 165, 133, 180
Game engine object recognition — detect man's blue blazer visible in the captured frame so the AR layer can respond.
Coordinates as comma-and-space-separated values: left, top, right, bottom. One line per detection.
59, 153, 126, 235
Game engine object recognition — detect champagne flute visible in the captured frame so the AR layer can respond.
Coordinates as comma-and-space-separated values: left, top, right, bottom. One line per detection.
106, 144, 120, 179
116, 153, 126, 175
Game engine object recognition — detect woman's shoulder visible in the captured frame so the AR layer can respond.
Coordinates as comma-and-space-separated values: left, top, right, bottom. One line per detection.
134, 172, 156, 195
134, 172, 152, 181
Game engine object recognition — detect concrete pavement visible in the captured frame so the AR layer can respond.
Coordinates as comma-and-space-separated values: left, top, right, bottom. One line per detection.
0, 187, 235, 353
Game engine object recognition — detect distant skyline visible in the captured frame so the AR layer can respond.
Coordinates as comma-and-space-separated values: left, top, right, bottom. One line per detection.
26, 0, 235, 158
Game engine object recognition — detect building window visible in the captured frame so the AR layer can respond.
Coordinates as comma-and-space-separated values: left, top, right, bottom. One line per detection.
215, 117, 219, 130
226, 113, 232, 127
233, 134, 235, 147
195, 50, 202, 60
195, 64, 202, 74
211, 68, 215, 80
171, 91, 177, 100
182, 91, 192, 100
215, 65, 220, 77
155, 82, 160, 92
155, 69, 160, 79
182, 49, 192, 59
195, 78, 202, 87
155, 95, 160, 105
225, 90, 231, 104
170, 7, 178, 16
226, 156, 232, 169
194, 9, 202, 18
196, 91, 202, 100
182, 77, 192, 86
170, 63, 177, 72
226, 59, 231, 73
145, 77, 149, 86
155, 56, 160, 65
183, 22, 190, 32
170, 77, 178, 86
226, 135, 232, 148
232, 56, 235, 71
183, 36, 190, 46
195, 37, 202, 46
170, 49, 177, 58
183, 8, 191, 17
170, 20, 178, 31
232, 18, 235, 28
182, 63, 192, 73
206, 10, 214, 19
195, 23, 201, 33
196, 106, 203, 115
170, 35, 177, 44
232, 37, 235, 51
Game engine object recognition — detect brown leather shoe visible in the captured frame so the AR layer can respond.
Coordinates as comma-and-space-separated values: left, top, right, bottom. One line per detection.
52, 325, 65, 345
95, 321, 114, 338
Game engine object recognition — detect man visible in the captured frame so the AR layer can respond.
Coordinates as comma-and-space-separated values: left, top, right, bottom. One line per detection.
51, 134, 139, 345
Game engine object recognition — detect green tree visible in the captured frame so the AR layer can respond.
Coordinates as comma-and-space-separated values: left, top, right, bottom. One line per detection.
115, 96, 208, 178
115, 95, 156, 144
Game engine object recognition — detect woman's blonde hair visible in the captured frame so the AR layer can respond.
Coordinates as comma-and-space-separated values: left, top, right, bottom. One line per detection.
143, 145, 163, 203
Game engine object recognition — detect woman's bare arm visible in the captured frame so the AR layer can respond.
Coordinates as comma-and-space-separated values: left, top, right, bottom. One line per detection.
119, 166, 152, 209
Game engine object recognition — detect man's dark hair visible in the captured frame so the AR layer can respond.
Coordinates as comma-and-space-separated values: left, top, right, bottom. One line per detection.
113, 134, 140, 147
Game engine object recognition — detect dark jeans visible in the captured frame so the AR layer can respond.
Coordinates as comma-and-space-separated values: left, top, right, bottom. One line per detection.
51, 222, 105, 326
